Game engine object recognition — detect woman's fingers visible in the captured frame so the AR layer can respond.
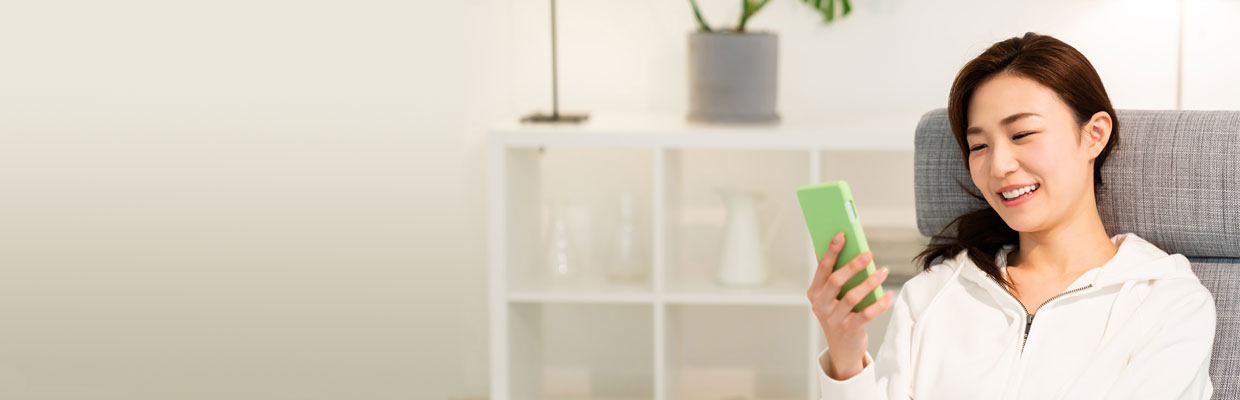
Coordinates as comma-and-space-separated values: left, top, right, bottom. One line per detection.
829, 264, 888, 323
821, 250, 873, 303
808, 231, 845, 294
843, 290, 894, 330
807, 234, 894, 331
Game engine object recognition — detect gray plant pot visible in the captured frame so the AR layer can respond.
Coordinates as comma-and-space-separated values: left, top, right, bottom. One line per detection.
687, 31, 779, 124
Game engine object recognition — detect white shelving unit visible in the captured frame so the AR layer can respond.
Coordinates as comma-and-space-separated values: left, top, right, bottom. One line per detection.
488, 113, 928, 400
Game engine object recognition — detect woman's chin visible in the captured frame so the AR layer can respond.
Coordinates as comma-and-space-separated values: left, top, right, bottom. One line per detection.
1002, 216, 1043, 232
996, 210, 1042, 232
992, 197, 1042, 230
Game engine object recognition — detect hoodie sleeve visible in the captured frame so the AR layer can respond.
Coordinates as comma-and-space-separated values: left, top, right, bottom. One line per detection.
817, 281, 916, 399
1103, 288, 1217, 400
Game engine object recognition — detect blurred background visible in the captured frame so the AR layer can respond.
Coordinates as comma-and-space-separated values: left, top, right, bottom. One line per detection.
2, 0, 1238, 399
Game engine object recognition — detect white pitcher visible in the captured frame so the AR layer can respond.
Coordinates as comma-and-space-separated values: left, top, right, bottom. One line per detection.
716, 188, 786, 287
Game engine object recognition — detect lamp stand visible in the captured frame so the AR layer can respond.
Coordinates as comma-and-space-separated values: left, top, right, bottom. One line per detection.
521, 0, 589, 124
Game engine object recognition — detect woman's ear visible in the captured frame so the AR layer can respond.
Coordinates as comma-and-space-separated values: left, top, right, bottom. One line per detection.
1082, 111, 1112, 159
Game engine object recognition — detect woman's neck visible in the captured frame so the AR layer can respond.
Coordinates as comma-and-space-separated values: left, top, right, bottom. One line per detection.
1008, 193, 1119, 280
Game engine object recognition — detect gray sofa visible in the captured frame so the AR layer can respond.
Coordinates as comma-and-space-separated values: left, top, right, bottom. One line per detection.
912, 108, 1240, 398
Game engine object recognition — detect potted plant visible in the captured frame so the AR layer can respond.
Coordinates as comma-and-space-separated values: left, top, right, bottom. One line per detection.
687, 0, 853, 123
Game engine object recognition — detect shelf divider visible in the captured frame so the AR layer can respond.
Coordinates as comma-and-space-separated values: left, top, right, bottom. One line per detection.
653, 147, 666, 400
488, 143, 514, 400
808, 147, 823, 400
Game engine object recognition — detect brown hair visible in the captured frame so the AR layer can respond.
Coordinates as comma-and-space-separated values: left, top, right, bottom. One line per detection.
912, 32, 1120, 291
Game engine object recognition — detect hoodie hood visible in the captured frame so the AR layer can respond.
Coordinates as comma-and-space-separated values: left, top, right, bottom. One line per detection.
958, 232, 1199, 290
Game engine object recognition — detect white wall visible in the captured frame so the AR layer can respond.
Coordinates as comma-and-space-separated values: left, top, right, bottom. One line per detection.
0, 0, 1234, 399
510, 0, 1190, 138
1, 1, 503, 398
1184, 0, 1240, 110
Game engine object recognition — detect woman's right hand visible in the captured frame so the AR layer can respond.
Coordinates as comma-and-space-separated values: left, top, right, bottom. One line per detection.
807, 231, 895, 380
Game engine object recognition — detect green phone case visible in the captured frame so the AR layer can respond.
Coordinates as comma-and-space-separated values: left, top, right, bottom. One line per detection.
796, 180, 883, 313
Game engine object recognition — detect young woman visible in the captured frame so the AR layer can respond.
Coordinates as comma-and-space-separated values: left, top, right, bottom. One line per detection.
807, 32, 1217, 399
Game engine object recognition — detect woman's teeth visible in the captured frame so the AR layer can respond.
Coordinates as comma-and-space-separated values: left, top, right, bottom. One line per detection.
1002, 183, 1039, 201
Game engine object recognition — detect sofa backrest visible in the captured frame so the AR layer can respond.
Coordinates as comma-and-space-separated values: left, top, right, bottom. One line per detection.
912, 108, 1240, 398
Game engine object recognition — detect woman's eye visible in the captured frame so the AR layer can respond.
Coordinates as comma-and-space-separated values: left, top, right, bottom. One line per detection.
970, 132, 1034, 152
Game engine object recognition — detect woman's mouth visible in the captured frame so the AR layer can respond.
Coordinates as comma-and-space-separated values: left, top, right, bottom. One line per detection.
999, 183, 1039, 207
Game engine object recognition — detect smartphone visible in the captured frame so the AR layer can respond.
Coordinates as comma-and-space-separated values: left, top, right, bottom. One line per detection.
796, 180, 883, 313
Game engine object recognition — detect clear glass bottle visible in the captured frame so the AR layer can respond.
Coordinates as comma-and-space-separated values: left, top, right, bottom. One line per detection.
605, 192, 647, 284
542, 197, 579, 284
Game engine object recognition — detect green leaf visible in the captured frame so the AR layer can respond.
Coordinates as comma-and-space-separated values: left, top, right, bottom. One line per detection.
797, 0, 852, 24
739, 0, 750, 32
689, 0, 712, 32
752, 0, 771, 14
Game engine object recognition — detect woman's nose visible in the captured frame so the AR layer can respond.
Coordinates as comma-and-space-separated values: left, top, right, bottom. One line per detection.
989, 144, 1019, 179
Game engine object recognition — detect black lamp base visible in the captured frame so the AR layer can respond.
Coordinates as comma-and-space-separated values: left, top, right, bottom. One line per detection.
520, 111, 590, 124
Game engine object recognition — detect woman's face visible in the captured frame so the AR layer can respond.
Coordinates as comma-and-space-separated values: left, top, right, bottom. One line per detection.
964, 73, 1111, 233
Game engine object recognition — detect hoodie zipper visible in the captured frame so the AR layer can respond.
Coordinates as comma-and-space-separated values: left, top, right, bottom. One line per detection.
998, 283, 1095, 353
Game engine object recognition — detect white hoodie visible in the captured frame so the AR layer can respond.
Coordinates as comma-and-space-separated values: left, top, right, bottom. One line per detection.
818, 232, 1217, 399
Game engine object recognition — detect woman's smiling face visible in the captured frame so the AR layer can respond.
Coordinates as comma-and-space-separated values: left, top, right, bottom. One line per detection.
964, 73, 1111, 232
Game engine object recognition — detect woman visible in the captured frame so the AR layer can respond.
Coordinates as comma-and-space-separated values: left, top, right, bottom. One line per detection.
807, 32, 1217, 399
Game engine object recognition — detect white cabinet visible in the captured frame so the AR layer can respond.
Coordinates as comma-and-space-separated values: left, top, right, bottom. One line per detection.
487, 114, 928, 400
